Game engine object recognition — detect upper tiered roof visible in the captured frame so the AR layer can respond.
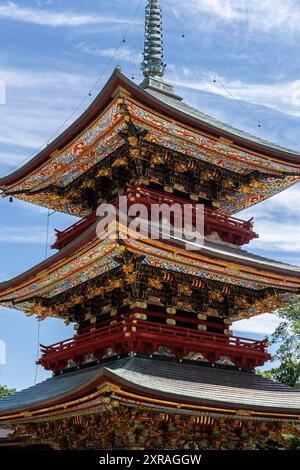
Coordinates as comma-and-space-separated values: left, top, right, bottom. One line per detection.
0, 69, 299, 216
1, 0, 300, 217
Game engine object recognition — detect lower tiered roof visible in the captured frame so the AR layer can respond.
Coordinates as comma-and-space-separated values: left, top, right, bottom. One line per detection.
0, 357, 299, 421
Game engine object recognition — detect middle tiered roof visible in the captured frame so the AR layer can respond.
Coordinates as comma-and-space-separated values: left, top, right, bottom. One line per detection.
0, 218, 298, 322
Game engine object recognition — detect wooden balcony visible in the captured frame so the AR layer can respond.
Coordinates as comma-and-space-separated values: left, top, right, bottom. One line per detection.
38, 318, 270, 373
127, 186, 258, 246
52, 186, 258, 250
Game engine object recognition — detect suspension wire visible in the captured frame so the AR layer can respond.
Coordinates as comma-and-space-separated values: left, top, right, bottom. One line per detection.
44, 209, 51, 259
164, 0, 261, 126
33, 208, 54, 385
0, 0, 144, 180
130, 51, 144, 81
252, 112, 300, 151
33, 322, 41, 385
164, 0, 300, 151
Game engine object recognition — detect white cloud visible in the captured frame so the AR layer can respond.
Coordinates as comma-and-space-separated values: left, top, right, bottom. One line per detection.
34, 1, 57, 5
76, 42, 142, 65
170, 69, 300, 118
0, 79, 5, 104
0, 67, 90, 89
254, 186, 300, 216
233, 313, 280, 335
0, 226, 52, 243
239, 185, 300, 220
249, 222, 300, 253
0, 66, 94, 162
0, 2, 130, 27
239, 185, 300, 254
185, 0, 300, 34
0, 149, 34, 165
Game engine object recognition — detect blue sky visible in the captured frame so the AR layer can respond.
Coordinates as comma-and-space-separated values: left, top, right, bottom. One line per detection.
0, 0, 299, 391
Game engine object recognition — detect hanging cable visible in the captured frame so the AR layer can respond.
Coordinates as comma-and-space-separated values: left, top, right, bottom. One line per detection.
209, 74, 262, 128
33, 208, 53, 385
44, 0, 144, 146
33, 322, 41, 385
44, 209, 51, 259
130, 50, 144, 84
164, 0, 300, 149
164, 0, 261, 127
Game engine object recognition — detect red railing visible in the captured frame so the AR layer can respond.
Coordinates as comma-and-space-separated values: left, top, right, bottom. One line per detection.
128, 185, 253, 230
127, 186, 258, 245
38, 318, 270, 373
52, 212, 97, 250
52, 186, 258, 250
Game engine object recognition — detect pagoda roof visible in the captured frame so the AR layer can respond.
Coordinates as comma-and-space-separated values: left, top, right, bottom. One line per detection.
145, 86, 300, 160
0, 222, 299, 316
0, 357, 299, 421
0, 364, 102, 416
0, 68, 299, 216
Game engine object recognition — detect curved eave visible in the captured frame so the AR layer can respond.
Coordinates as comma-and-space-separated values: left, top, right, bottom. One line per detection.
0, 221, 98, 295
0, 68, 125, 188
0, 221, 299, 301
1, 69, 300, 189
0, 358, 299, 420
105, 358, 300, 416
0, 366, 107, 418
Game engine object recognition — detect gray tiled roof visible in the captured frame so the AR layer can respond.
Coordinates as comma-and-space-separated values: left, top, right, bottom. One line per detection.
106, 358, 300, 412
0, 358, 299, 416
146, 87, 300, 157
203, 239, 300, 271
0, 366, 101, 414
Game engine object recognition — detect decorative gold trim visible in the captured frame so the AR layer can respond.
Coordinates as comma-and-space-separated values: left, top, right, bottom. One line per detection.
4, 97, 121, 190
127, 95, 300, 170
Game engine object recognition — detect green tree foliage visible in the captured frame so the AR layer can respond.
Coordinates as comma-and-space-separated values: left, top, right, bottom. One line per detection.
270, 302, 300, 387
257, 302, 300, 449
266, 435, 300, 450
262, 356, 300, 388
261, 302, 300, 388
271, 302, 300, 354
0, 385, 16, 397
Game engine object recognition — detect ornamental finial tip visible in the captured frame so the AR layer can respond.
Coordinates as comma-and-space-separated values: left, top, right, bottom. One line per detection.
141, 0, 165, 79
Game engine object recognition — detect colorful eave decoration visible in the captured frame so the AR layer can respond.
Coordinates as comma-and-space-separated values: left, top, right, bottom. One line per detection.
0, 68, 300, 216
0, 358, 299, 427
0, 221, 299, 320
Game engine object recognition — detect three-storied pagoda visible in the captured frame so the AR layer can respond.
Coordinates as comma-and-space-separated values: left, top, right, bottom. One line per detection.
0, 0, 300, 450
